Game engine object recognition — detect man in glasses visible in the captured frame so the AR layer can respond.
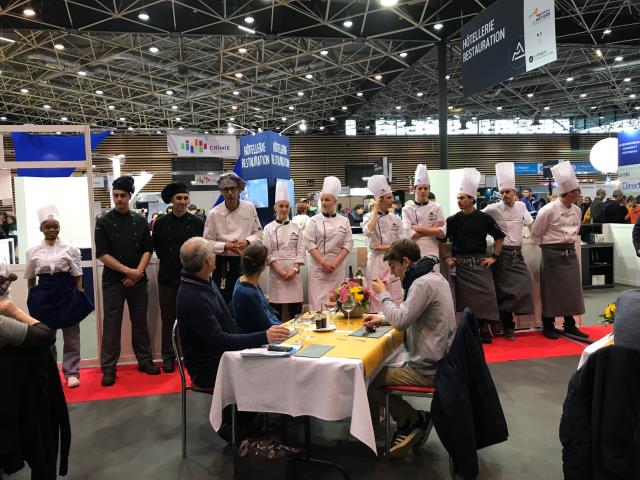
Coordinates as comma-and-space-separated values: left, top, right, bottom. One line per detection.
531, 161, 589, 340
204, 172, 263, 303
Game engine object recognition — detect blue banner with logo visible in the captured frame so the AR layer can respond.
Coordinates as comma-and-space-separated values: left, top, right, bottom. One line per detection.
514, 163, 541, 174
571, 161, 598, 174
239, 131, 290, 186
618, 129, 640, 167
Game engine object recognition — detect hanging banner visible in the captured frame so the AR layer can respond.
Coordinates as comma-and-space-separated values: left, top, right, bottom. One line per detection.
461, 0, 556, 96
618, 129, 640, 196
167, 133, 238, 158
239, 131, 290, 186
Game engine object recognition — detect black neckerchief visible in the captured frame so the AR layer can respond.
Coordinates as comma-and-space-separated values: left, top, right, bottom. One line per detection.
401, 256, 438, 300
322, 212, 336, 218
414, 201, 429, 207
275, 218, 290, 224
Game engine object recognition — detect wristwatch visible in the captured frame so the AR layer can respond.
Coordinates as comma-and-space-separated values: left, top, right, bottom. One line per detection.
491, 253, 499, 260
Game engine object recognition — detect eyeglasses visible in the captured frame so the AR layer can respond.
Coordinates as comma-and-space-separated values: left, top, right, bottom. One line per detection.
221, 186, 238, 193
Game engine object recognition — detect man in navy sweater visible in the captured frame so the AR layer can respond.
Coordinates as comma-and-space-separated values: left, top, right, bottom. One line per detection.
176, 237, 289, 388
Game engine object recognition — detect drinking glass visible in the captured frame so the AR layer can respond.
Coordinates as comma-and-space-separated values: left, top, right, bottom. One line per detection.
294, 315, 305, 339
342, 294, 355, 322
324, 295, 337, 326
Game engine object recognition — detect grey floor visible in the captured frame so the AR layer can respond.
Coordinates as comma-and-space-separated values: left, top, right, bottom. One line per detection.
14, 284, 633, 480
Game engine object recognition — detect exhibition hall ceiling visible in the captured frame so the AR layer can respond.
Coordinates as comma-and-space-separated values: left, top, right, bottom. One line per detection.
0, 0, 638, 134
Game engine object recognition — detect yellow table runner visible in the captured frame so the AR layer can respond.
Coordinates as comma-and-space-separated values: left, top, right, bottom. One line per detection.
283, 316, 404, 378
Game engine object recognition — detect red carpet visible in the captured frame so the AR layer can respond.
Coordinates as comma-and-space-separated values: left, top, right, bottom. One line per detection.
62, 325, 614, 404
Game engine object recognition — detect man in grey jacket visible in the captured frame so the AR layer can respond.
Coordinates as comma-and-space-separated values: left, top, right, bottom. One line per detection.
364, 239, 456, 458
589, 188, 607, 223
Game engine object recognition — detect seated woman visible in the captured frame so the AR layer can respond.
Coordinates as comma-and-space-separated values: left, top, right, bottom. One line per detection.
231, 244, 282, 333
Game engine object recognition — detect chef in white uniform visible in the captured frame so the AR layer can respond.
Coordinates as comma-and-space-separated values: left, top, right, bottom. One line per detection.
362, 175, 404, 312
402, 164, 446, 269
263, 180, 306, 321
304, 176, 353, 311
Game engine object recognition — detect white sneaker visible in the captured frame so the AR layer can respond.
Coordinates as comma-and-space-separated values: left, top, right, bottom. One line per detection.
67, 376, 80, 388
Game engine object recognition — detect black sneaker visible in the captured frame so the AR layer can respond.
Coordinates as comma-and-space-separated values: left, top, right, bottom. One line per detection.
563, 325, 589, 339
481, 331, 493, 344
413, 411, 434, 451
389, 414, 426, 458
542, 327, 559, 340
101, 368, 116, 387
138, 361, 161, 375
162, 358, 175, 373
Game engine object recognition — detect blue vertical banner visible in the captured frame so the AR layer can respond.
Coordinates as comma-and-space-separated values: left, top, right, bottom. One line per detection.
239, 131, 290, 186
618, 129, 640, 195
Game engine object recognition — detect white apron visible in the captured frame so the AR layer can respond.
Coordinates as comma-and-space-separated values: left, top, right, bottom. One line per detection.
264, 221, 305, 304
402, 202, 445, 272
309, 260, 347, 312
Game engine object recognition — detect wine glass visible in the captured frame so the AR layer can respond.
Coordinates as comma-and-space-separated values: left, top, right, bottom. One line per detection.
294, 315, 305, 340
342, 294, 356, 322
324, 294, 337, 326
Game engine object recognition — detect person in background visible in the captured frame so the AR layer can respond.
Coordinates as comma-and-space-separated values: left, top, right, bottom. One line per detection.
365, 197, 375, 214
392, 200, 403, 217
482, 163, 535, 341
95, 175, 159, 386
299, 198, 309, 214
589, 188, 607, 223
188, 204, 197, 215
363, 175, 404, 312
232, 244, 282, 333
445, 168, 505, 344
203, 172, 263, 304
364, 239, 455, 458
25, 205, 94, 389
580, 196, 592, 218
601, 189, 628, 224
521, 188, 537, 213
152, 182, 204, 373
402, 164, 446, 268
292, 203, 310, 231
262, 181, 305, 321
349, 204, 365, 226
428, 192, 436, 201
149, 212, 160, 232
531, 162, 588, 340
304, 176, 353, 311
627, 195, 640, 225
6, 214, 17, 250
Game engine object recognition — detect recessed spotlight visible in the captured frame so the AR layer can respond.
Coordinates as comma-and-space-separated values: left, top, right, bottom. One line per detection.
341, 106, 348, 110
166, 89, 174, 95
580, 93, 587, 98
496, 106, 503, 111
527, 93, 534, 98
356, 92, 363, 97
417, 92, 424, 97
624, 78, 631, 82
78, 70, 87, 76
20, 88, 29, 93
603, 28, 611, 35
138, 12, 150, 21
320, 50, 329, 56
171, 105, 178, 110
43, 104, 51, 109
238, 47, 247, 54
615, 56, 623, 62
434, 23, 444, 30
96, 90, 104, 95
445, 74, 451, 80
374, 74, 382, 80
233, 90, 240, 95
231, 105, 239, 110
399, 52, 408, 58
149, 46, 159, 53
244, 16, 255, 24
108, 105, 115, 110
395, 106, 402, 110
178, 126, 184, 131
288, 106, 295, 110
330, 116, 335, 121
297, 91, 304, 97
305, 74, 313, 79
319, 126, 325, 130
54, 43, 64, 50
631, 94, 637, 98
343, 20, 353, 28
234, 73, 243, 78
23, 7, 36, 17
119, 117, 125, 121
127, 127, 133, 131
566, 77, 574, 82
61, 116, 68, 121
175, 117, 181, 121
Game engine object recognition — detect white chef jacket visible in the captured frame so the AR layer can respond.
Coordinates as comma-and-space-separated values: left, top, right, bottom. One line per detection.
203, 200, 263, 255
530, 200, 581, 245
483, 201, 533, 247
304, 213, 353, 311
402, 201, 446, 258
24, 240, 83, 279
263, 219, 306, 304
291, 214, 309, 231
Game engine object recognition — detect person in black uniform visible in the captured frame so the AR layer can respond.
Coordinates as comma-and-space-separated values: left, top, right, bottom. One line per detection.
152, 182, 204, 373
95, 175, 159, 386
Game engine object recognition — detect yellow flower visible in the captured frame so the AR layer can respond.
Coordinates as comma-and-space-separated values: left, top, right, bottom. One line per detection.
354, 293, 364, 303
604, 306, 611, 318
610, 304, 616, 314
349, 286, 360, 294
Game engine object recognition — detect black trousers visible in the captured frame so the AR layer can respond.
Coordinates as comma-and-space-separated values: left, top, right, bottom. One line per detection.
212, 256, 242, 305
499, 311, 516, 330
542, 316, 576, 330
158, 283, 178, 361
100, 280, 153, 370
269, 302, 303, 322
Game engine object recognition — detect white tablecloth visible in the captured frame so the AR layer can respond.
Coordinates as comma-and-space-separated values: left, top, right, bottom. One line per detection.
209, 349, 394, 454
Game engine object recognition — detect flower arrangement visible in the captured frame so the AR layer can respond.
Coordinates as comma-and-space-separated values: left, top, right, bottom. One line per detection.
329, 281, 371, 318
599, 303, 616, 325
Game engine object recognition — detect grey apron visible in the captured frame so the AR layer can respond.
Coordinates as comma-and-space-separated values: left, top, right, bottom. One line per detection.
454, 254, 499, 321
493, 246, 535, 314
540, 243, 585, 317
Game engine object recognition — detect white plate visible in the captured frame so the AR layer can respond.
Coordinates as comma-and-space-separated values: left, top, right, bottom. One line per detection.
313, 325, 337, 333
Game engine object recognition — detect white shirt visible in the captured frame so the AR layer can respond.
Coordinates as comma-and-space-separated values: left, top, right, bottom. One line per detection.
483, 201, 533, 247
402, 201, 446, 257
263, 220, 306, 265
530, 199, 581, 244
24, 239, 82, 279
304, 213, 353, 258
362, 212, 403, 255
203, 200, 263, 255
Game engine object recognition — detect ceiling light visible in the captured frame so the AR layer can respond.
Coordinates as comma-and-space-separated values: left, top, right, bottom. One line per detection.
448, 106, 453, 110
149, 46, 159, 53
0, 116, 6, 121
156, 130, 162, 134
380, 0, 399, 6
624, 77, 631, 82
61, 116, 68, 121
228, 125, 236, 134
580, 93, 587, 98
395, 106, 402, 110
43, 104, 51, 109
96, 90, 104, 95
330, 116, 335, 121
343, 20, 353, 28
544, 106, 550, 110
566, 77, 574, 82
399, 52, 408, 58
631, 94, 637, 98
54, 43, 64, 50
175, 117, 181, 121
166, 90, 174, 95
297, 91, 304, 96
204, 131, 209, 134
300, 123, 307, 131
234, 73, 243, 78
417, 92, 424, 97
527, 93, 534, 98
365, 126, 371, 130
615, 56, 623, 62
496, 106, 503, 111
434, 23, 444, 30
0, 36, 16, 44
595, 48, 603, 58
229, 117, 235, 121
471, 116, 477, 121
603, 28, 611, 35
232, 105, 239, 110
636, 106, 640, 110
23, 7, 36, 17
305, 74, 313, 79
78, 70, 87, 76
341, 106, 348, 110
288, 106, 295, 110
238, 47, 247, 54
238, 25, 256, 34
319, 126, 325, 130
171, 105, 178, 110
178, 127, 184, 131
138, 12, 150, 21
253, 107, 260, 111
320, 50, 328, 56
356, 92, 363, 97
374, 75, 382, 81
127, 127, 133, 131
244, 16, 255, 24
445, 74, 451, 80
119, 117, 126, 121
20, 88, 29, 93
590, 106, 597, 109
108, 105, 115, 110
232, 91, 240, 96
599, 116, 604, 119
281, 117, 287, 121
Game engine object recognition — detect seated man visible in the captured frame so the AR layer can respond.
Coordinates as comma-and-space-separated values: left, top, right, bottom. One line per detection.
0, 299, 55, 350
176, 237, 289, 389
364, 239, 456, 458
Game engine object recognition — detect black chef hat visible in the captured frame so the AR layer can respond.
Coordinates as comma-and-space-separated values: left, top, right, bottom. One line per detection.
161, 181, 189, 204
112, 175, 135, 195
